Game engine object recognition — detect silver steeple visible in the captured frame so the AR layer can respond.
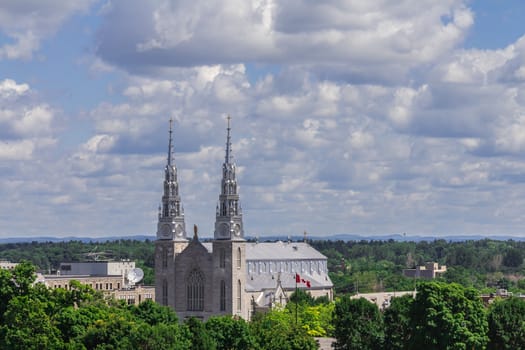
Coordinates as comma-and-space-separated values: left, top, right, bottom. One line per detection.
156, 118, 187, 241
214, 116, 244, 240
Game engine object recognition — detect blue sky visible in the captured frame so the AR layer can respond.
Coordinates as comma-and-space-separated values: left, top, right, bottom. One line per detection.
1, 0, 525, 238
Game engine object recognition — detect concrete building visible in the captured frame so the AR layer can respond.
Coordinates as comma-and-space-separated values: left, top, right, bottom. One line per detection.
0, 260, 17, 270
403, 262, 447, 279
39, 260, 154, 306
154, 118, 333, 320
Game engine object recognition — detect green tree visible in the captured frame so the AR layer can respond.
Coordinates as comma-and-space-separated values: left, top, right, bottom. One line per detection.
129, 299, 178, 325
250, 309, 317, 350
503, 248, 523, 268
205, 316, 255, 350
383, 295, 413, 350
129, 323, 192, 350
487, 297, 525, 349
409, 281, 488, 350
2, 295, 63, 350
333, 297, 384, 350
186, 317, 217, 350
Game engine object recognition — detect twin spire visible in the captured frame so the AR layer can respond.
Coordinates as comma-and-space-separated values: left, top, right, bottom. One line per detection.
157, 116, 244, 241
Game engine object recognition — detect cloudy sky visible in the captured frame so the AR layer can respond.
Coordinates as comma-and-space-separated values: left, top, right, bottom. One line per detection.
1, 0, 525, 239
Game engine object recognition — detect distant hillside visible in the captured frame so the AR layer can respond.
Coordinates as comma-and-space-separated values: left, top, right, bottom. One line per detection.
0, 235, 155, 244
1, 233, 525, 244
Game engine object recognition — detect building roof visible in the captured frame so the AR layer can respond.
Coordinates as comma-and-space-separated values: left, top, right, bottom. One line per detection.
201, 241, 328, 261
245, 241, 327, 261
245, 272, 332, 292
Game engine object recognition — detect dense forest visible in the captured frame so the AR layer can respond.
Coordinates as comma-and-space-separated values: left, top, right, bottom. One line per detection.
309, 239, 525, 294
2, 238, 525, 294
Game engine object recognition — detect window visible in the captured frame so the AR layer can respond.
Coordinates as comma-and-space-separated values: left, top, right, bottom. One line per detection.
220, 280, 226, 311
237, 247, 242, 269
162, 279, 168, 305
237, 280, 242, 312
162, 248, 168, 269
220, 249, 225, 268
187, 269, 204, 311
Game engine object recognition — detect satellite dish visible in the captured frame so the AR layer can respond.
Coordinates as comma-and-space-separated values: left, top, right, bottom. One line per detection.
127, 268, 144, 284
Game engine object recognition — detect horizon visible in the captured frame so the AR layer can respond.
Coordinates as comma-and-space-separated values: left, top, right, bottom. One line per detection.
2, 1, 525, 239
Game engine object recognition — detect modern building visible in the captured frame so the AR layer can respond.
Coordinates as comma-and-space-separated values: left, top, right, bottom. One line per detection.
403, 262, 447, 279
154, 118, 333, 320
38, 260, 154, 305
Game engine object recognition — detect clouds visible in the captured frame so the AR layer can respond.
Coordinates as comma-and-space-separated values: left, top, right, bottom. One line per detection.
2, 1, 525, 238
95, 0, 473, 84
0, 79, 57, 160
0, 0, 95, 60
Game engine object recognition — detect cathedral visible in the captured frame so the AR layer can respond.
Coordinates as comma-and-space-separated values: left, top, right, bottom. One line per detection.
154, 118, 333, 320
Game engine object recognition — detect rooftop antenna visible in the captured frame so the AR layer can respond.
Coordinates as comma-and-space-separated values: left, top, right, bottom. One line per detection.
127, 268, 144, 286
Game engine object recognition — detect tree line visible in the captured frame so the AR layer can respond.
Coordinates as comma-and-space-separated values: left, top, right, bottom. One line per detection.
2, 238, 525, 295
0, 262, 320, 349
309, 238, 525, 294
2, 263, 525, 349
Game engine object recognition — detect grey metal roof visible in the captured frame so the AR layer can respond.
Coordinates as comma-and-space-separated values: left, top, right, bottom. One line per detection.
246, 241, 327, 261
202, 241, 328, 261
202, 242, 213, 253
245, 272, 333, 292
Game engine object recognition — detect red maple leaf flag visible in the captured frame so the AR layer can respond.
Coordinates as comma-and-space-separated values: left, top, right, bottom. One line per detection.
295, 273, 301, 283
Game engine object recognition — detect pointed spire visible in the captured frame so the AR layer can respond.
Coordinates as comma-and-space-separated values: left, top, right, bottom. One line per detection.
225, 115, 232, 164
156, 118, 187, 241
168, 118, 174, 167
214, 115, 244, 240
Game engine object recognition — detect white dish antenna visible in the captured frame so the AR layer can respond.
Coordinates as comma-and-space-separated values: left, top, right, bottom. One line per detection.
127, 268, 144, 284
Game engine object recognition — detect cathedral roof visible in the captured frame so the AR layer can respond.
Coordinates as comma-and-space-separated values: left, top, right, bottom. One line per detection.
201, 241, 327, 261
245, 241, 327, 261
245, 271, 332, 292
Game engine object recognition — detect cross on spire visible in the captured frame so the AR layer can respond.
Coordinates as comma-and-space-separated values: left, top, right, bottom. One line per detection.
168, 118, 174, 167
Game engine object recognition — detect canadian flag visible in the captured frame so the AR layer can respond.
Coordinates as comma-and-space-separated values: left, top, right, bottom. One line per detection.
295, 273, 311, 288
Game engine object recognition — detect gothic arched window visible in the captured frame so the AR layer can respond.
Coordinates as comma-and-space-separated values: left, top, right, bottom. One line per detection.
162, 249, 168, 269
162, 279, 168, 306
220, 280, 226, 311
219, 248, 226, 268
186, 269, 204, 311
237, 247, 242, 269
237, 280, 242, 312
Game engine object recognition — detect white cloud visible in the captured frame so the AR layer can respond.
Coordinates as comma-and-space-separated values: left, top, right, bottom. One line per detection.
0, 1, 95, 60
95, 0, 473, 83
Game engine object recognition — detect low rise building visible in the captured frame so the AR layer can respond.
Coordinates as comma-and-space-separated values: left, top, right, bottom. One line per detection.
38, 260, 154, 306
403, 262, 447, 279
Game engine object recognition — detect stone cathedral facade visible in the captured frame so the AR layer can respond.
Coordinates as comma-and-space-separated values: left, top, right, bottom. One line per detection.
154, 118, 333, 320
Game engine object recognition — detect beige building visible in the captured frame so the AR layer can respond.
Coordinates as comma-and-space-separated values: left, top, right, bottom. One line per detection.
155, 119, 333, 320
38, 260, 154, 305
0, 260, 18, 270
403, 262, 447, 279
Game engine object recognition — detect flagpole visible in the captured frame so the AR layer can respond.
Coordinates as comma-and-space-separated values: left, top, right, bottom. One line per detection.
295, 273, 298, 325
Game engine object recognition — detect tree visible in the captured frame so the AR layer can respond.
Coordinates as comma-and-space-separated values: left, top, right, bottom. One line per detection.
383, 295, 414, 350
129, 299, 178, 325
250, 309, 318, 350
409, 281, 488, 350
503, 248, 523, 268
487, 297, 525, 349
2, 295, 63, 350
333, 297, 384, 350
205, 316, 255, 350
185, 317, 217, 350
